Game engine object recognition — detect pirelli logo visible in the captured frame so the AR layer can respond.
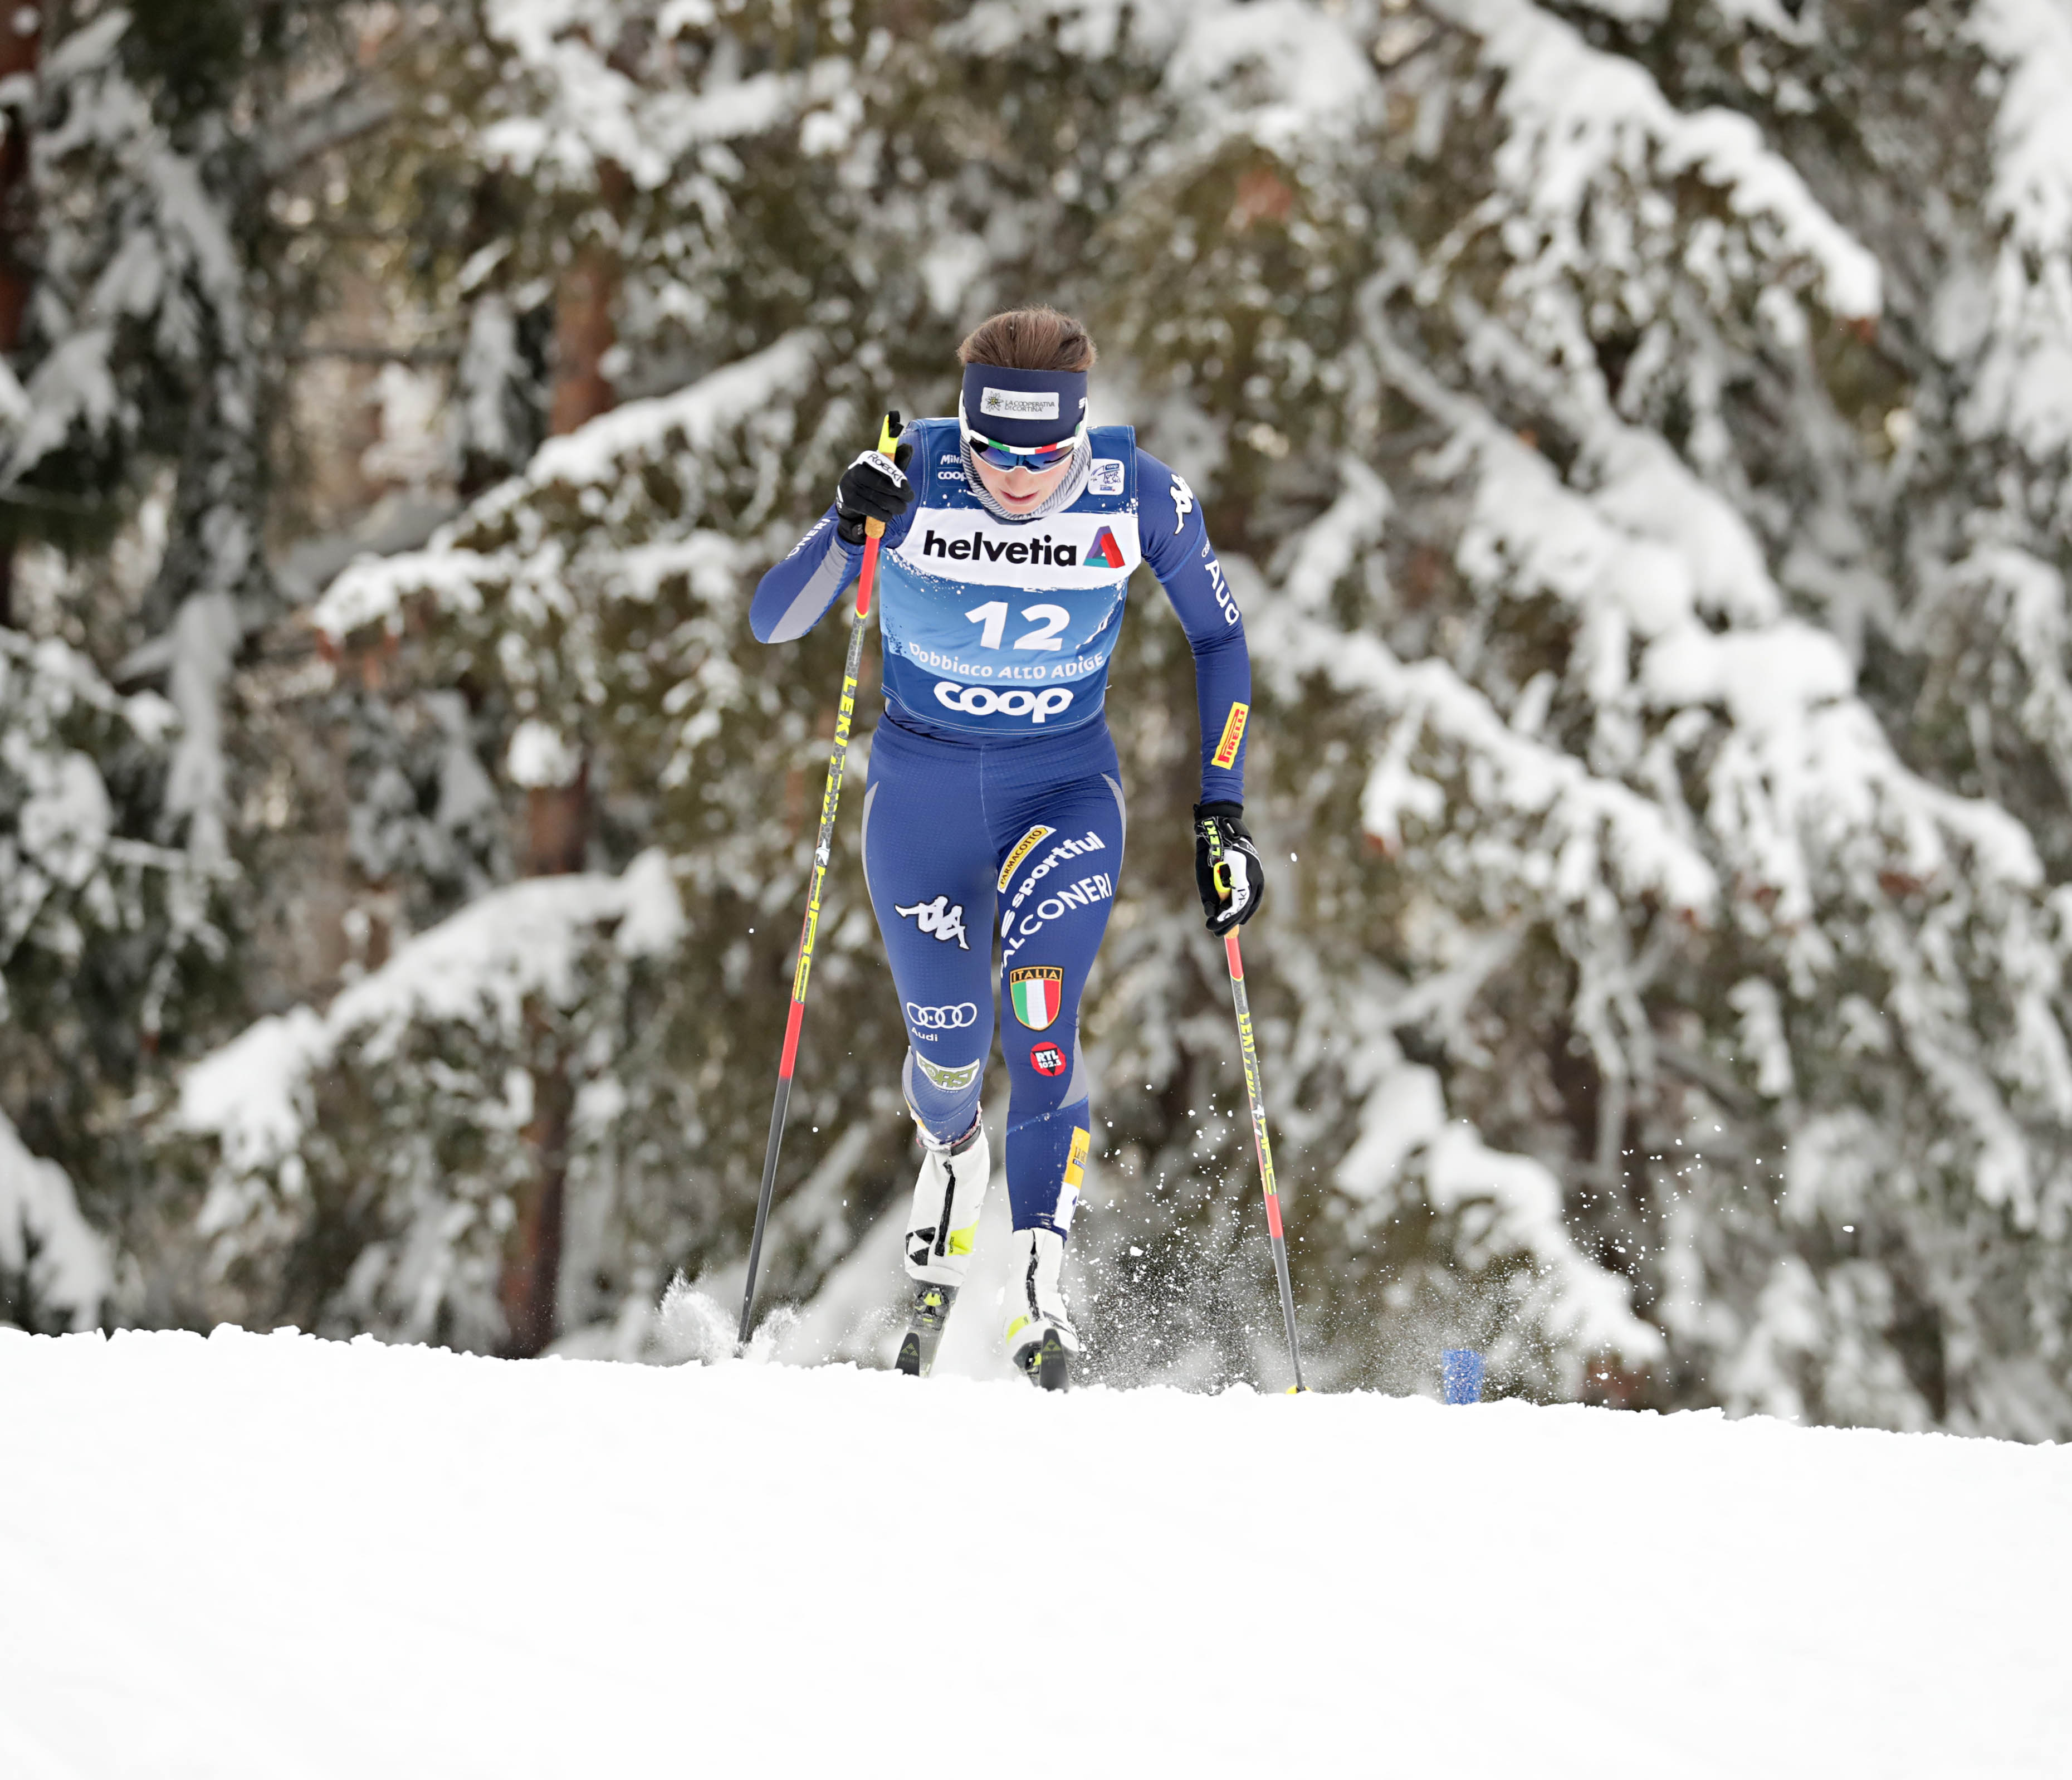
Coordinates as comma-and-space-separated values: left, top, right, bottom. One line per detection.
1211, 701, 1250, 770
1063, 1126, 1089, 1189
998, 825, 1055, 893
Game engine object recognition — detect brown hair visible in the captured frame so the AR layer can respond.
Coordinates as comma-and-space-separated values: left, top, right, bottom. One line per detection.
956, 306, 1097, 373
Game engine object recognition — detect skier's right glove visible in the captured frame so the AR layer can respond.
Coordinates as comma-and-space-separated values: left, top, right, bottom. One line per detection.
1194, 802, 1265, 935
835, 436, 916, 544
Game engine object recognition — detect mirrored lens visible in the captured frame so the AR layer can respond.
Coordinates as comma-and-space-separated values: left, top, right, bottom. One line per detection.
973, 437, 1076, 470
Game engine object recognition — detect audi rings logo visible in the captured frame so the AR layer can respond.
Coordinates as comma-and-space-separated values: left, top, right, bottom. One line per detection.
906, 1001, 979, 1030
935, 682, 1074, 725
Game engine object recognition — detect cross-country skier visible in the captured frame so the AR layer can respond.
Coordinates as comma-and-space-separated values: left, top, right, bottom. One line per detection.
750, 307, 1264, 1389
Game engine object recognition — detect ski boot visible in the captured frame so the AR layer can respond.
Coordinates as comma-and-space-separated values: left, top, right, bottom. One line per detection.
894, 1116, 989, 1376
895, 1282, 958, 1377
1003, 1226, 1079, 1392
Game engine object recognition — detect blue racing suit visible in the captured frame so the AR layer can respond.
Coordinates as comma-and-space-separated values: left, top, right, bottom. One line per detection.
751, 418, 1249, 1240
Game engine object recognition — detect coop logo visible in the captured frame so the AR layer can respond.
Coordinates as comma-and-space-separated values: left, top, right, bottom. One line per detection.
934, 682, 1075, 724
906, 1001, 979, 1031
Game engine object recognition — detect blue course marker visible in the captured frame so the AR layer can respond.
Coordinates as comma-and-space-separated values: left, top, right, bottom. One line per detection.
1441, 1348, 1486, 1405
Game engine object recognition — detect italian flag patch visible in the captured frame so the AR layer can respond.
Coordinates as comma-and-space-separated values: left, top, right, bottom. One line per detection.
1008, 966, 1064, 1030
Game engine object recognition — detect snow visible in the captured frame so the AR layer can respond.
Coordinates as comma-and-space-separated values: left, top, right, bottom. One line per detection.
1431, 0, 1881, 321
1, 1326, 2066, 1776
0, 1113, 111, 1329
179, 850, 684, 1182
314, 334, 819, 643
1966, 0, 2072, 459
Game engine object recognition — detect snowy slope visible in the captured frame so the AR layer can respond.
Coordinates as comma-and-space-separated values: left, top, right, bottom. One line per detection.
2, 1330, 2066, 1778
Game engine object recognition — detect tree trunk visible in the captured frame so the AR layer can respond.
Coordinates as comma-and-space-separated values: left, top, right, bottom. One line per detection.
496, 213, 620, 1354
0, 8, 41, 631
500, 1003, 572, 1358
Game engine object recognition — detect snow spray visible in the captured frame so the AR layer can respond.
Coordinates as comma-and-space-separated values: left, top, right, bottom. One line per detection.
1441, 1349, 1485, 1404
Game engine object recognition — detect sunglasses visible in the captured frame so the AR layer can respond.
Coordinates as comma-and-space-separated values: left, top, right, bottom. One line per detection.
960, 418, 1083, 472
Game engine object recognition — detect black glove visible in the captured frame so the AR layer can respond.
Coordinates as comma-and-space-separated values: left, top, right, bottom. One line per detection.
835, 436, 916, 544
1193, 801, 1265, 934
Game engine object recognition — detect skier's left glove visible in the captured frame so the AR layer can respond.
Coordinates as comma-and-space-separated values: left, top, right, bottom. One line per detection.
1194, 802, 1265, 935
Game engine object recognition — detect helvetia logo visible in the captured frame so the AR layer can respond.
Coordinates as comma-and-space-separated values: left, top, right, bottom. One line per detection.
1088, 526, 1126, 569
920, 531, 1082, 567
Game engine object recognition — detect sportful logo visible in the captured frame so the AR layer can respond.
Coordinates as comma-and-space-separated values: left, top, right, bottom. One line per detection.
1000, 831, 1109, 934
1008, 965, 1065, 1031
895, 895, 970, 950
916, 1054, 983, 1092
935, 683, 1074, 724
906, 1001, 979, 1030
1087, 526, 1126, 569
998, 825, 1056, 893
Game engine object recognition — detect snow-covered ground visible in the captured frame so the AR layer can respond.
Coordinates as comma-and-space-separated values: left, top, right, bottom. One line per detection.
3, 1328, 2066, 1778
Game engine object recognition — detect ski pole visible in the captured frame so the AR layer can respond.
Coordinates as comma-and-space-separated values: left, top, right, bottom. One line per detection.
1214, 907, 1307, 1392
737, 411, 900, 1350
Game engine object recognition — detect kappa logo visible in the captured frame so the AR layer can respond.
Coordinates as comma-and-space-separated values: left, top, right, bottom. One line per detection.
1087, 526, 1127, 569
916, 1054, 983, 1093
895, 895, 971, 950
1030, 1042, 1068, 1077
935, 682, 1074, 724
999, 825, 1056, 893
1008, 965, 1066, 1031
1088, 457, 1125, 496
906, 1001, 979, 1031
1171, 473, 1195, 533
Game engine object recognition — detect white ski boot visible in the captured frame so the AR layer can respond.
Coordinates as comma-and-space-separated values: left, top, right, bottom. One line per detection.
1003, 1226, 1079, 1392
896, 1119, 990, 1377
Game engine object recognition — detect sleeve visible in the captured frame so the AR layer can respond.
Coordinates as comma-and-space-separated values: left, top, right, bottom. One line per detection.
750, 506, 862, 643
1137, 449, 1250, 805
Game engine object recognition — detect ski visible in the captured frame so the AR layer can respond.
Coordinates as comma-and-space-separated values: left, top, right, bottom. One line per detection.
1016, 1325, 1070, 1392
894, 1282, 957, 1377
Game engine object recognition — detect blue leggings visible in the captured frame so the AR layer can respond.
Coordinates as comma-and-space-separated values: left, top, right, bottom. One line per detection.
862, 714, 1126, 1239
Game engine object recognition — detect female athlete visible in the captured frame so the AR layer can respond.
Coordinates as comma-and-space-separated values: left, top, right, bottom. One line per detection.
750, 307, 1264, 1388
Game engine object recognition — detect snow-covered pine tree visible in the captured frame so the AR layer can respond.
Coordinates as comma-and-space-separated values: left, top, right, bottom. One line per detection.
172, 1, 2072, 1432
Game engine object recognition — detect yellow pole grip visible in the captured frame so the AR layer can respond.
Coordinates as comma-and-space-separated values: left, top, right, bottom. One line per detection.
864, 410, 900, 540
